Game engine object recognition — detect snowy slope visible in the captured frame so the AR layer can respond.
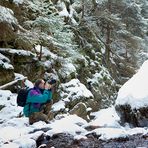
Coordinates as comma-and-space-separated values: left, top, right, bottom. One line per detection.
0, 85, 148, 147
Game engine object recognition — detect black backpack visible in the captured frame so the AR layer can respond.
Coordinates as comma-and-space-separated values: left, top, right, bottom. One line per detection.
17, 88, 31, 107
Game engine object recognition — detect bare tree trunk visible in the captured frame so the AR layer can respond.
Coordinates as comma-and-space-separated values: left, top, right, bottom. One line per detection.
0, 77, 27, 90
81, 0, 85, 19
106, 23, 111, 62
105, 0, 112, 63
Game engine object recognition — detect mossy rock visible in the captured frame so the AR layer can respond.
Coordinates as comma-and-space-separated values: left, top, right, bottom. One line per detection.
0, 48, 45, 81
14, 37, 34, 51
14, 61, 45, 81
69, 102, 89, 121
0, 66, 14, 85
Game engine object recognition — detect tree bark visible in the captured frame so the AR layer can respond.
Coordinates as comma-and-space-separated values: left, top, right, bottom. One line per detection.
81, 0, 85, 19
105, 0, 112, 63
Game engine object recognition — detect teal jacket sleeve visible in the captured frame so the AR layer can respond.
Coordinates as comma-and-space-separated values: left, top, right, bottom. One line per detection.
27, 89, 52, 103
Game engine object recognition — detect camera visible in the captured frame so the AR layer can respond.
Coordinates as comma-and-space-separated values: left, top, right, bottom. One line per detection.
47, 79, 57, 85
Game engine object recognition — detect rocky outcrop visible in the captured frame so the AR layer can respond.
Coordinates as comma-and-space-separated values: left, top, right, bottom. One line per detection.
0, 53, 14, 85
115, 61, 148, 127
0, 66, 14, 85
52, 79, 94, 119
0, 5, 18, 47
115, 104, 148, 127
73, 22, 118, 109
0, 48, 45, 81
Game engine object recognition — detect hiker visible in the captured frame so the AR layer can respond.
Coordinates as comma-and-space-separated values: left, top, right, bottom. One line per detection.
23, 79, 56, 124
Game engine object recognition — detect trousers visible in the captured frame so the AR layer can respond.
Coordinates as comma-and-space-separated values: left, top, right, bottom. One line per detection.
29, 100, 53, 124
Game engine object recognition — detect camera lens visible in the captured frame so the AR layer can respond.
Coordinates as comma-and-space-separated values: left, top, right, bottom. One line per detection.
48, 79, 56, 84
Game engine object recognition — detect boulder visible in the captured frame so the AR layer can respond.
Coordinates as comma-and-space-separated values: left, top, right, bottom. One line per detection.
115, 60, 148, 127
69, 102, 89, 121
59, 79, 94, 108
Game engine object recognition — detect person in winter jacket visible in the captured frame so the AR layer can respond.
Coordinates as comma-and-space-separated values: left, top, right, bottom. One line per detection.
23, 79, 54, 124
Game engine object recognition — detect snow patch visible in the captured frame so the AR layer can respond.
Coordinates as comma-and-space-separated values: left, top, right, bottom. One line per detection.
89, 107, 120, 128
35, 45, 57, 58
52, 100, 66, 112
13, 0, 24, 5
46, 115, 87, 137
0, 60, 13, 69
0, 48, 35, 57
0, 53, 13, 69
15, 73, 34, 88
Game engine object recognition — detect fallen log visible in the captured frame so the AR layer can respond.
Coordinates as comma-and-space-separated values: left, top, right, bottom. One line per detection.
0, 77, 27, 90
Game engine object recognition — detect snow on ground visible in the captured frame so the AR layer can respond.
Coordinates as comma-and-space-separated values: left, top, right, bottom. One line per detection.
116, 60, 148, 109
52, 100, 66, 112
1, 62, 148, 147
46, 114, 87, 137
87, 127, 148, 140
89, 107, 121, 128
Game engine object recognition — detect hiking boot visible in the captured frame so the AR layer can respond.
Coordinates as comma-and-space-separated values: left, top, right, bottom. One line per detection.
47, 112, 54, 121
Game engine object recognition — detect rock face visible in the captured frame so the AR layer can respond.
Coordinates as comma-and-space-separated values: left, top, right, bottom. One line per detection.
0, 66, 14, 85
115, 61, 148, 127
73, 21, 119, 109
115, 104, 148, 127
0, 48, 45, 81
0, 53, 14, 85
0, 5, 18, 46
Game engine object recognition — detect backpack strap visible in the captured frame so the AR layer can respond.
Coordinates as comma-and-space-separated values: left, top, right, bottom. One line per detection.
26, 88, 33, 115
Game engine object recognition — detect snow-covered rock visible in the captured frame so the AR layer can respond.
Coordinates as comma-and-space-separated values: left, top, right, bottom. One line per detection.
0, 48, 44, 81
0, 6, 18, 42
115, 60, 148, 127
52, 79, 94, 120
0, 53, 14, 85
